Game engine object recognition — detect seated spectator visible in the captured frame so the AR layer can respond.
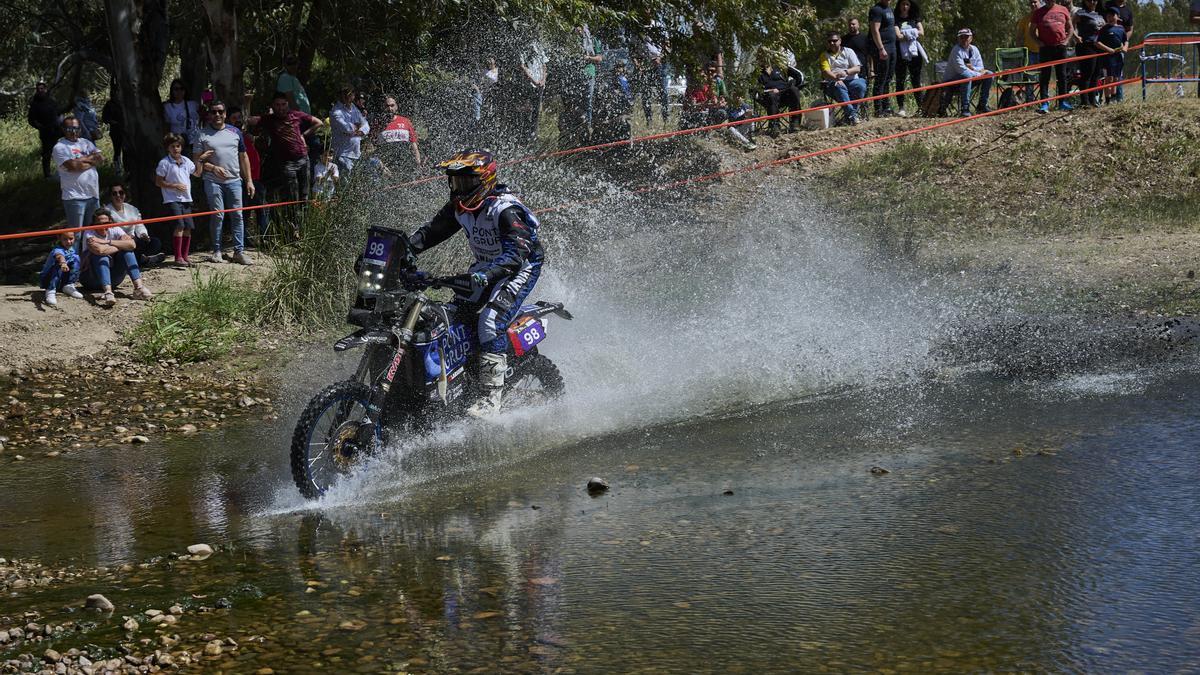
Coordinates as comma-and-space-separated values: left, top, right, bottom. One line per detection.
39, 230, 83, 307
104, 183, 163, 268
80, 210, 153, 307
819, 32, 869, 125
313, 145, 340, 199
680, 67, 756, 151
155, 133, 205, 267
939, 28, 994, 117
756, 56, 801, 135
1097, 8, 1128, 102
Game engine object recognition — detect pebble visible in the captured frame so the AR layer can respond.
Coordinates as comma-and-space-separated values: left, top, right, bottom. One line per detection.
85, 594, 114, 612
179, 424, 198, 434
870, 466, 891, 475
122, 618, 139, 631
203, 640, 223, 656
586, 477, 610, 494
187, 543, 213, 559
43, 649, 61, 663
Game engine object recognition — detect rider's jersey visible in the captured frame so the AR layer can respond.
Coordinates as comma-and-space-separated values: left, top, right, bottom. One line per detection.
409, 186, 544, 284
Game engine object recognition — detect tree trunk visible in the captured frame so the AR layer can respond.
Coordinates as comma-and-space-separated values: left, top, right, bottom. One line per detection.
104, 0, 170, 219
202, 0, 240, 103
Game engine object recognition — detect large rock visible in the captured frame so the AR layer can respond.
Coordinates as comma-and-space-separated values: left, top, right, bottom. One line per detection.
85, 594, 114, 612
187, 543, 213, 559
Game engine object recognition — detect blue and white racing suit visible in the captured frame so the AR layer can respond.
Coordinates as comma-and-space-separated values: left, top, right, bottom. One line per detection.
408, 186, 544, 354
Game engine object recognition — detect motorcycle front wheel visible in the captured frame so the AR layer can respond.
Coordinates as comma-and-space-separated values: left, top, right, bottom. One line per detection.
289, 381, 382, 499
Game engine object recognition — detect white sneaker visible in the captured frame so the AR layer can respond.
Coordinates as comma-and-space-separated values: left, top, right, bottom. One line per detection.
62, 284, 83, 299
210, 252, 225, 264
43, 289, 57, 306
231, 251, 253, 265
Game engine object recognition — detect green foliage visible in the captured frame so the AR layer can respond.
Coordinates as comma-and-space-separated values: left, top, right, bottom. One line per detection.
128, 271, 256, 364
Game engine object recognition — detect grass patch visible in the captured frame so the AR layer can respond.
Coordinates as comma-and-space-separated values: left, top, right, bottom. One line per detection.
128, 270, 257, 363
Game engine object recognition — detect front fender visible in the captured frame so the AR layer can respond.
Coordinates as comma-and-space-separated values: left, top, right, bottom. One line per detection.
334, 328, 398, 352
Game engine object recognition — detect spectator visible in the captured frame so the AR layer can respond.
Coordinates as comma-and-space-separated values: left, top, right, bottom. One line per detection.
940, 29, 995, 117
356, 140, 391, 184
104, 183, 163, 268
378, 96, 423, 171
38, 230, 83, 307
1097, 8, 1129, 102
843, 19, 874, 91
1018, 0, 1044, 101
1033, 0, 1074, 113
162, 79, 200, 142
101, 85, 125, 174
1192, 0, 1200, 24
520, 37, 549, 142
250, 92, 324, 210
680, 66, 755, 151
471, 57, 500, 127
80, 210, 153, 307
869, 0, 900, 117
592, 59, 634, 143
155, 133, 204, 267
1104, 0, 1133, 99
330, 85, 370, 177
577, 24, 604, 136
1075, 0, 1106, 107
819, 31, 869, 126
894, 0, 928, 110
53, 115, 103, 246
27, 81, 60, 179
354, 92, 369, 118
194, 99, 253, 265
229, 99, 270, 240
312, 145, 339, 199
756, 57, 802, 135
633, 31, 671, 127
73, 95, 101, 142
276, 55, 312, 114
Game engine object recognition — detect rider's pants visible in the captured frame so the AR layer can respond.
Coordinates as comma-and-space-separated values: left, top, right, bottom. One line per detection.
452, 262, 542, 354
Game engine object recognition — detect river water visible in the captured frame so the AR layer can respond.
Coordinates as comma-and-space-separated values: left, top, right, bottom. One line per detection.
2, 358, 1199, 672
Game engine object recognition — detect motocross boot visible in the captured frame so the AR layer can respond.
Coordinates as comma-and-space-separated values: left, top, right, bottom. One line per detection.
466, 352, 506, 418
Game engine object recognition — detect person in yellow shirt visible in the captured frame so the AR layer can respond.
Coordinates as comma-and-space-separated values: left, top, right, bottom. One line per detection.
1016, 0, 1044, 99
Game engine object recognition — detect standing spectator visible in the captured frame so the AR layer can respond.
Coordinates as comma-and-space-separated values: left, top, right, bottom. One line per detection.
1104, 0, 1133, 100
633, 32, 670, 127
104, 183, 162, 267
53, 115, 103, 243
1075, 0, 1106, 106
578, 24, 604, 136
1097, 8, 1129, 102
819, 32, 869, 125
27, 81, 60, 179
843, 19, 874, 92
378, 96, 423, 171
38, 230, 83, 307
756, 57, 801, 135
101, 86, 125, 174
940, 29, 995, 117
330, 85, 370, 177
471, 56, 500, 127
73, 95, 101, 142
312, 145, 339, 199
80, 210, 153, 307
229, 99, 270, 240
520, 37, 549, 142
194, 99, 254, 265
869, 0, 900, 116
276, 55, 312, 114
894, 0, 927, 111
250, 92, 324, 211
1018, 0, 1044, 102
156, 133, 204, 267
1033, 0, 1074, 113
162, 79, 201, 142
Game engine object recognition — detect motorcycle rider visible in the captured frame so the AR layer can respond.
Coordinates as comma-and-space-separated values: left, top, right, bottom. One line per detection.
408, 150, 544, 417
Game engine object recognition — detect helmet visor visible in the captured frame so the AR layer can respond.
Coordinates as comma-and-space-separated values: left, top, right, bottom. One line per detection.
448, 174, 481, 197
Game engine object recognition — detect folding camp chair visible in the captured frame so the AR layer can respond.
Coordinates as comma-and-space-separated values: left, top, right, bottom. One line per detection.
994, 47, 1039, 107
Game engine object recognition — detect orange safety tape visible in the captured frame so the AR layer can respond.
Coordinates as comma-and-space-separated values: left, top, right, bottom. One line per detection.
0, 200, 308, 242
533, 77, 1141, 215
385, 42, 1150, 191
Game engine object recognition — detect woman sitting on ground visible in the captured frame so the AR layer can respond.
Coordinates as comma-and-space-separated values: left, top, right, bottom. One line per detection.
104, 183, 163, 268
80, 209, 153, 308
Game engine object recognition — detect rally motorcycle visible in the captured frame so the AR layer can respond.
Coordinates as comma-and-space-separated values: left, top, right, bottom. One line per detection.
289, 225, 572, 499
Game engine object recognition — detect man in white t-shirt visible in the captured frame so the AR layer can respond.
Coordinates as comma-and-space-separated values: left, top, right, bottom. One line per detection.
52, 115, 103, 243
819, 32, 869, 124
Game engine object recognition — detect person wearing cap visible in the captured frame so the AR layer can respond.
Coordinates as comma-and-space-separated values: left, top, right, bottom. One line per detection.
941, 29, 994, 117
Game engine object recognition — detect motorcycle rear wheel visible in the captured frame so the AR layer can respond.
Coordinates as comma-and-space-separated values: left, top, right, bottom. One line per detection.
290, 381, 382, 499
504, 353, 566, 408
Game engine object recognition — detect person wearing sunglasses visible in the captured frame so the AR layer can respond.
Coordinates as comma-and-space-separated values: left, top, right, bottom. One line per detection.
104, 183, 163, 267
52, 115, 104, 246
194, 100, 254, 265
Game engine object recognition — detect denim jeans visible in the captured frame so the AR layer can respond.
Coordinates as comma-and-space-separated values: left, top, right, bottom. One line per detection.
943, 74, 994, 115
824, 77, 868, 119
204, 180, 244, 254
39, 253, 80, 290
63, 197, 99, 254
82, 251, 140, 290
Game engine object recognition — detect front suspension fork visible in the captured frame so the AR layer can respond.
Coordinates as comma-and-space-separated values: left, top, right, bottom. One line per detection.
364, 296, 426, 428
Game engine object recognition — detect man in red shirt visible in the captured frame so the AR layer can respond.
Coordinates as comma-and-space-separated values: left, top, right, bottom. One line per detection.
249, 91, 324, 203
1031, 0, 1074, 113
378, 96, 422, 170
